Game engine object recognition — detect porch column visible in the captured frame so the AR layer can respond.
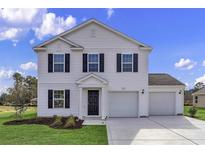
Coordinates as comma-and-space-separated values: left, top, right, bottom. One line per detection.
101, 87, 107, 120
79, 87, 83, 119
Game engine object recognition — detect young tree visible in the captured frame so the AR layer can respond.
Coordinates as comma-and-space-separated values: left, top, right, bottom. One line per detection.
7, 73, 30, 119
24, 75, 37, 105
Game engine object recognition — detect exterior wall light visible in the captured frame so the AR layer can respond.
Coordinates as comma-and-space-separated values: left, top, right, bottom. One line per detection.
179, 90, 182, 94
142, 89, 144, 94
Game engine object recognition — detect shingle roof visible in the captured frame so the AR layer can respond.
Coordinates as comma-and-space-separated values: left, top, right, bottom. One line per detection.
149, 73, 185, 86
192, 87, 205, 95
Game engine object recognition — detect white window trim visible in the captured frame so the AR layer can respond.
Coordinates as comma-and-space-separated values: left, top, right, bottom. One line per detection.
53, 90, 65, 108
121, 53, 133, 72
87, 53, 99, 72
53, 53, 65, 72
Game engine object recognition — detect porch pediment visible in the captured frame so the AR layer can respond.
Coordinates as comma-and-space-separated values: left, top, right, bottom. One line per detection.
76, 73, 108, 87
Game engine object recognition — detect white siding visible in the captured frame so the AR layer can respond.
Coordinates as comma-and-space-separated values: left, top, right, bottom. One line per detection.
37, 83, 79, 117
64, 23, 141, 48
195, 95, 205, 108
37, 22, 150, 117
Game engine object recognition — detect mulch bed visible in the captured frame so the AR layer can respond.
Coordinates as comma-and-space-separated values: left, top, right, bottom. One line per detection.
3, 117, 84, 129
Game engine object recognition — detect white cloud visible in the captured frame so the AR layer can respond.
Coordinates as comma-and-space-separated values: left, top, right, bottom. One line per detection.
33, 13, 76, 40
0, 9, 78, 44
29, 39, 35, 45
0, 68, 14, 79
195, 74, 205, 84
202, 60, 205, 67
175, 58, 197, 70
0, 8, 46, 25
107, 8, 114, 19
0, 9, 46, 42
20, 62, 37, 71
185, 82, 190, 90
0, 28, 23, 41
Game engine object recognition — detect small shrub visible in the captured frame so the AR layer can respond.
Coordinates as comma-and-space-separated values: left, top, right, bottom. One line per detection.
50, 115, 63, 128
188, 106, 197, 117
63, 115, 76, 128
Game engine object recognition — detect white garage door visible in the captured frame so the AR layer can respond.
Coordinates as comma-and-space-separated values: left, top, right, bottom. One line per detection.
149, 92, 176, 116
109, 92, 138, 117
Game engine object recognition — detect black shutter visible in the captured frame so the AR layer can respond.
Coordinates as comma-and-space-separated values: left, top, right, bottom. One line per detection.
117, 53, 121, 72
65, 54, 70, 72
65, 90, 70, 108
133, 53, 138, 72
48, 90, 53, 108
83, 53, 87, 72
99, 53, 104, 72
48, 54, 53, 73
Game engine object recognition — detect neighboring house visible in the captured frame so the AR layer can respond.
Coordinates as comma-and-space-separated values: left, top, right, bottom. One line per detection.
33, 19, 185, 119
192, 87, 205, 108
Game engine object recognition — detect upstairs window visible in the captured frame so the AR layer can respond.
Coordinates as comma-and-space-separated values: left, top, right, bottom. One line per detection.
122, 54, 133, 72
195, 96, 198, 103
53, 90, 64, 108
88, 54, 99, 72
54, 54, 64, 72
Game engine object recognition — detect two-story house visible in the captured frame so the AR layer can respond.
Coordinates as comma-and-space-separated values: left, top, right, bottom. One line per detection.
33, 19, 185, 119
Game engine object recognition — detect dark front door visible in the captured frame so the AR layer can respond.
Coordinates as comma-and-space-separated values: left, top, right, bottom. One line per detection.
88, 90, 99, 115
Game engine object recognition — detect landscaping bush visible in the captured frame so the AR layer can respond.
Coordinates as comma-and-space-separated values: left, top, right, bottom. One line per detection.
4, 115, 84, 129
188, 106, 197, 117
63, 115, 76, 128
50, 115, 63, 128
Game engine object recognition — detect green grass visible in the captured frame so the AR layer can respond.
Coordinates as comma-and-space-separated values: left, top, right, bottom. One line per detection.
0, 106, 108, 145
184, 106, 205, 121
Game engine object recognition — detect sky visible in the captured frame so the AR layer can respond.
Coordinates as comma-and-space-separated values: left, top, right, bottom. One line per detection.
0, 8, 205, 93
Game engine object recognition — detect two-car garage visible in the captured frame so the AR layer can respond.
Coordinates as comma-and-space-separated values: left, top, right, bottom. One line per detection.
108, 91, 178, 117
108, 74, 185, 117
108, 74, 184, 117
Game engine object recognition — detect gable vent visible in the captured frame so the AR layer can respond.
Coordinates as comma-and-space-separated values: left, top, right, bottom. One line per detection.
90, 29, 96, 38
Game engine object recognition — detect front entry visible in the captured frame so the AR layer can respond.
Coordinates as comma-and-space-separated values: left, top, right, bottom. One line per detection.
88, 90, 99, 115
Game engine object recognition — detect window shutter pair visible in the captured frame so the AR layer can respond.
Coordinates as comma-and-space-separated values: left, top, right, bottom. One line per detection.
82, 53, 104, 72
48, 54, 70, 72
48, 90, 70, 108
116, 53, 138, 72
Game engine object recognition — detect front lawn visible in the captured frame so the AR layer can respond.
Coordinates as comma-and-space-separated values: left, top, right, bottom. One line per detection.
184, 106, 205, 121
0, 106, 108, 145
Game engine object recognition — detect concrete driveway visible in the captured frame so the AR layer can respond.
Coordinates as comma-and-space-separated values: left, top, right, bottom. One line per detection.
106, 116, 205, 145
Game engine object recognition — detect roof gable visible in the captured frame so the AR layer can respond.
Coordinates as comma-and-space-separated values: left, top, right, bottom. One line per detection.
193, 87, 205, 95
33, 36, 83, 51
33, 19, 152, 51
76, 73, 108, 85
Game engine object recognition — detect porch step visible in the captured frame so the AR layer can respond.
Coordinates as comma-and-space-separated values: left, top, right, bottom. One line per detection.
83, 117, 106, 125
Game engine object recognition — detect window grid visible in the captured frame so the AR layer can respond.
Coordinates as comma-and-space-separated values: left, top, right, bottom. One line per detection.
53, 90, 65, 108
195, 96, 198, 103
88, 54, 99, 72
53, 54, 65, 72
121, 54, 133, 72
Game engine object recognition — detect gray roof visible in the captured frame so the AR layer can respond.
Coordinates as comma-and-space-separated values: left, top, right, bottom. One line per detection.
149, 73, 185, 86
192, 87, 205, 95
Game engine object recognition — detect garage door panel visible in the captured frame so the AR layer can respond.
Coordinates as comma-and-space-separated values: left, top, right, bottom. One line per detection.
109, 92, 138, 117
149, 92, 175, 116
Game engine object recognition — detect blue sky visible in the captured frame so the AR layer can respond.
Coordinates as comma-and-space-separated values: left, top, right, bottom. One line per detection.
0, 8, 205, 92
